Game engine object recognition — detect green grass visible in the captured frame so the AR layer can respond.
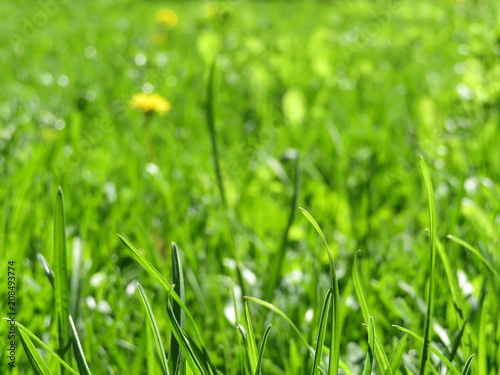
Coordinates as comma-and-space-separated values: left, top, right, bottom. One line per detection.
1, 0, 499, 374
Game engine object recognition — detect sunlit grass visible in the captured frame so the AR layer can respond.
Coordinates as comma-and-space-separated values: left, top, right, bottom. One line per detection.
1, 0, 499, 374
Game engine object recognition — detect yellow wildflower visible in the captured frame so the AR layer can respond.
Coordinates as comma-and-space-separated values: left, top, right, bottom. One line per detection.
130, 93, 171, 115
155, 9, 178, 29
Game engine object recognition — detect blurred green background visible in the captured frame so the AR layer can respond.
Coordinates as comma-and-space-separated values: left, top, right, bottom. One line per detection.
0, 0, 499, 373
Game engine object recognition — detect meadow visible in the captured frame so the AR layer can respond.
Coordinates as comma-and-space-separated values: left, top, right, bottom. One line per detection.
1, 0, 499, 374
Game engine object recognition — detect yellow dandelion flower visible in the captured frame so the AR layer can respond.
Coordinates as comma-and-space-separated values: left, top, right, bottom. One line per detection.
130, 93, 172, 115
155, 9, 178, 29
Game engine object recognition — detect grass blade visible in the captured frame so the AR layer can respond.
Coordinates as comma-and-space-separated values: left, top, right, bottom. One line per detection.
385, 334, 407, 375
435, 238, 464, 322
117, 234, 206, 348
166, 300, 209, 375
54, 187, 71, 374
477, 293, 487, 375
70, 238, 83, 321
36, 253, 55, 288
69, 315, 92, 375
204, 57, 247, 297
236, 323, 252, 374
362, 317, 375, 375
461, 354, 475, 375
265, 151, 300, 299
418, 156, 437, 375
205, 56, 226, 211
446, 235, 500, 280
14, 321, 80, 375
449, 319, 468, 362
137, 283, 169, 375
393, 325, 460, 375
171, 242, 185, 375
311, 289, 332, 375
299, 207, 340, 375
244, 303, 259, 373
254, 324, 272, 375
353, 251, 391, 374
244, 296, 314, 356
18, 328, 53, 375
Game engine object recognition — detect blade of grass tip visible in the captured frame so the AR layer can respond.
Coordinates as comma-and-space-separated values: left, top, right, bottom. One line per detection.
461, 354, 475, 375
418, 156, 437, 375
385, 334, 407, 375
69, 315, 92, 375
254, 324, 272, 375
354, 251, 391, 374
298, 208, 340, 375
244, 303, 259, 374
37, 253, 55, 288
14, 321, 80, 375
448, 319, 468, 363
311, 289, 332, 375
18, 328, 53, 375
244, 296, 314, 356
446, 235, 500, 281
137, 284, 169, 375
362, 317, 375, 375
236, 323, 252, 374
392, 326, 460, 375
117, 235, 206, 348
171, 242, 185, 375
54, 187, 71, 374
265, 151, 300, 300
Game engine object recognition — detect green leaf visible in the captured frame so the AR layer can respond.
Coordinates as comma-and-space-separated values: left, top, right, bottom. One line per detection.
244, 303, 259, 373
311, 289, 332, 375
70, 238, 83, 321
166, 299, 214, 375
418, 156, 437, 375
171, 242, 185, 375
19, 328, 53, 375
69, 315, 92, 375
205, 56, 226, 211
461, 354, 475, 375
54, 187, 71, 374
254, 324, 272, 375
435, 238, 465, 323
447, 235, 500, 281
265, 151, 300, 300
244, 296, 314, 356
362, 317, 375, 375
236, 323, 252, 375
15, 321, 80, 375
393, 325, 460, 375
385, 334, 407, 375
36, 253, 55, 288
354, 251, 391, 374
117, 234, 206, 348
299, 207, 340, 375
137, 283, 170, 375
